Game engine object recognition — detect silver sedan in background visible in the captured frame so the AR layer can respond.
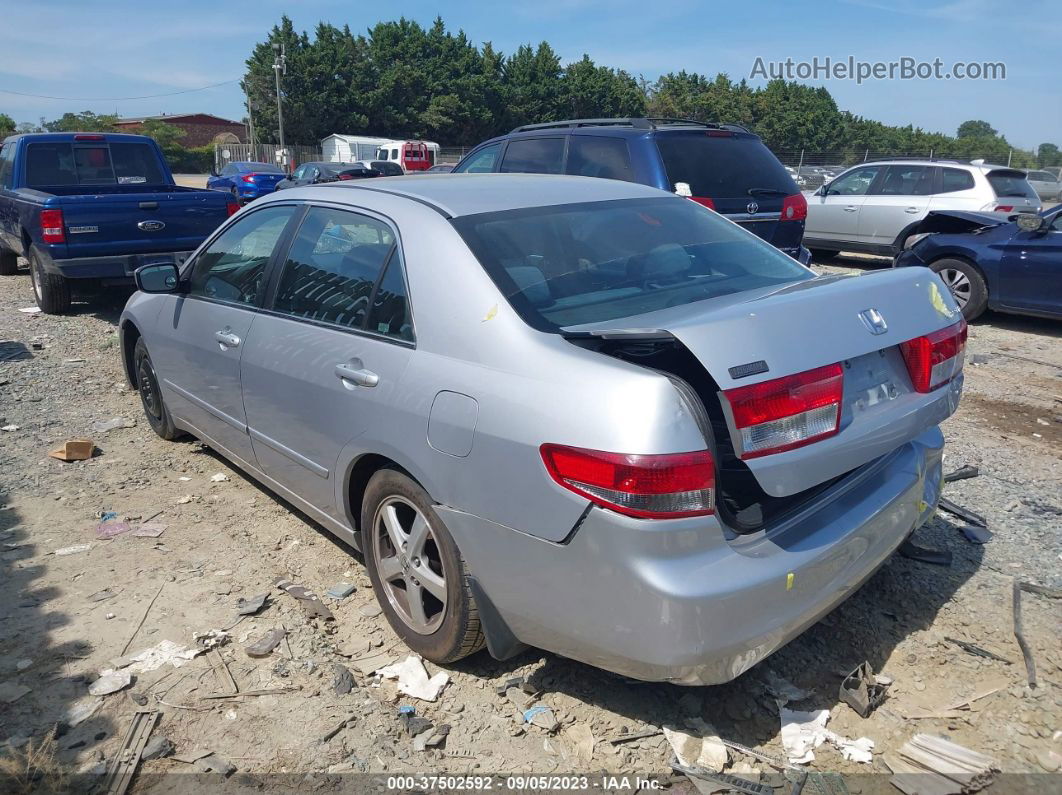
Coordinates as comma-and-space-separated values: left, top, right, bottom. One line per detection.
120, 174, 965, 684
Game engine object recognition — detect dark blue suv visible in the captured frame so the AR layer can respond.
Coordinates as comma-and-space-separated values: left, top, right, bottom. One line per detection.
453, 118, 809, 262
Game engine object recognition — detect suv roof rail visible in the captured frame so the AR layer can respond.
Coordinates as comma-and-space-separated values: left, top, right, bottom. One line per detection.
862, 157, 964, 165
508, 117, 752, 134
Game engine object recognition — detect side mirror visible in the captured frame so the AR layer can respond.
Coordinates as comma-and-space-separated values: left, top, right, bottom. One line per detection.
209, 167, 219, 177
1015, 213, 1047, 233
816, 183, 829, 197
135, 263, 180, 293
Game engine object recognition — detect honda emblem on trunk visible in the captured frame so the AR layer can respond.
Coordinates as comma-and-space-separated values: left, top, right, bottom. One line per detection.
138, 220, 165, 232
859, 308, 888, 335
746, 201, 759, 214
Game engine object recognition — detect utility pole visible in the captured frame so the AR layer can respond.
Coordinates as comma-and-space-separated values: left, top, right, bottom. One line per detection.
272, 42, 287, 173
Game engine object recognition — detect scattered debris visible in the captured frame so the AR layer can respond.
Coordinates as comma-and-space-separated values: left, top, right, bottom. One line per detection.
131, 524, 165, 538
200, 686, 298, 699
102, 709, 159, 795
1018, 581, 1062, 599
118, 639, 202, 674
1012, 579, 1036, 687
376, 656, 449, 702
192, 629, 230, 650
762, 669, 812, 704
523, 705, 559, 733
209, 472, 229, 482
54, 543, 92, 556
348, 648, 398, 676
120, 583, 165, 655
89, 670, 133, 696
888, 733, 997, 794
664, 721, 727, 772
141, 736, 174, 761
236, 593, 269, 616
171, 749, 212, 765
245, 627, 287, 658
779, 707, 874, 765
327, 582, 356, 599
899, 538, 952, 566
48, 438, 95, 462
18, 307, 41, 314
720, 738, 793, 772
207, 649, 238, 696
839, 661, 891, 717
938, 497, 987, 527
194, 753, 236, 776
943, 465, 979, 483
0, 680, 32, 703
944, 636, 1011, 664
66, 696, 104, 727
87, 588, 117, 603
608, 727, 662, 746
96, 519, 133, 540
1, 424, 18, 431
15, 659, 32, 671
960, 525, 994, 544
331, 663, 355, 695
671, 760, 773, 795
92, 417, 135, 434
358, 602, 383, 618
322, 716, 356, 743
414, 724, 450, 751
274, 578, 334, 621
566, 723, 595, 766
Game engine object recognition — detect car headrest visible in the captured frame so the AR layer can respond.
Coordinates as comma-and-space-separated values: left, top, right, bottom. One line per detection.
642, 243, 690, 282
507, 264, 552, 307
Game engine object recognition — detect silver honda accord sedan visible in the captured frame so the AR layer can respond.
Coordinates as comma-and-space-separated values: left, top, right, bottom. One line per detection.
119, 174, 965, 685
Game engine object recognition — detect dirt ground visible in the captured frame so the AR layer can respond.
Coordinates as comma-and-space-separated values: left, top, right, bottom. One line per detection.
0, 253, 1059, 793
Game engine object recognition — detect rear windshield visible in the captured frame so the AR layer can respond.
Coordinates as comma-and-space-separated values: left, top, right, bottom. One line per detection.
25, 142, 166, 187
241, 163, 283, 174
453, 196, 810, 332
656, 133, 796, 198
987, 170, 1038, 200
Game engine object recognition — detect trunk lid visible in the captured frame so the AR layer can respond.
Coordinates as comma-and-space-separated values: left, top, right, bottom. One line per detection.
564, 268, 964, 497
244, 172, 285, 190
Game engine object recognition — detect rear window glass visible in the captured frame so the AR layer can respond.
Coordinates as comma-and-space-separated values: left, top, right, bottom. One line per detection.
25, 142, 164, 186
240, 163, 283, 174
499, 138, 565, 175
453, 197, 810, 332
987, 171, 1038, 200
656, 134, 795, 198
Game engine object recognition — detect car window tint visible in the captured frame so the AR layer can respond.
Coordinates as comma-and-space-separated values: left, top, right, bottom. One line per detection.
108, 143, 166, 185
189, 206, 295, 306
366, 250, 414, 341
499, 138, 565, 174
0, 144, 14, 189
656, 134, 795, 197
221, 164, 236, 176
827, 166, 880, 196
273, 207, 395, 329
987, 171, 1038, 200
940, 168, 975, 193
566, 136, 634, 182
455, 143, 502, 173
1051, 213, 1062, 232
875, 165, 934, 196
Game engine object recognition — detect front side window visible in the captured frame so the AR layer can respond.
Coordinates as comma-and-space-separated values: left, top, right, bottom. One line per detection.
455, 143, 502, 174
875, 165, 935, 196
827, 166, 881, 196
566, 136, 634, 182
940, 168, 975, 193
499, 138, 565, 175
272, 207, 395, 329
188, 205, 295, 306
453, 196, 810, 332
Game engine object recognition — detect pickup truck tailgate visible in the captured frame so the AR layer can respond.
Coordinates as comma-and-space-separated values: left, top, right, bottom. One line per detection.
56, 190, 230, 258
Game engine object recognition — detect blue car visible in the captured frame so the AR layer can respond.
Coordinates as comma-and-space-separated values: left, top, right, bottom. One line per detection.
207, 161, 286, 204
894, 206, 1062, 321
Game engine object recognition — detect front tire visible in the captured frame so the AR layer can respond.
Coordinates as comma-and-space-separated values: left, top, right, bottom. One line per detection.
0, 249, 18, 276
134, 337, 182, 440
361, 469, 484, 664
30, 250, 71, 314
930, 258, 988, 321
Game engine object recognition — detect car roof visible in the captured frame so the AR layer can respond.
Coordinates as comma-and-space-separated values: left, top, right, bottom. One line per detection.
304, 173, 669, 218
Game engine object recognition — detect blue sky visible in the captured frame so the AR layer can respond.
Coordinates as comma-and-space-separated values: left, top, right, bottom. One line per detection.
1, 0, 1057, 149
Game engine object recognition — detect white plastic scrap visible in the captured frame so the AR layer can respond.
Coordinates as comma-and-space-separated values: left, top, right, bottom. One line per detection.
53, 544, 92, 556
375, 655, 449, 702
89, 669, 132, 696
121, 640, 203, 674
763, 668, 813, 704
209, 472, 229, 482
664, 720, 728, 772
66, 696, 104, 726
779, 707, 874, 765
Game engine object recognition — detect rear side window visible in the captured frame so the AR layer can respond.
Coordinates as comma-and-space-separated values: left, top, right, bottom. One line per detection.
499, 138, 565, 175
273, 206, 395, 330
453, 196, 810, 332
566, 136, 634, 182
656, 134, 795, 198
875, 165, 935, 196
24, 141, 164, 186
455, 143, 502, 173
366, 251, 413, 341
940, 168, 975, 193
0, 144, 14, 189
988, 170, 1038, 200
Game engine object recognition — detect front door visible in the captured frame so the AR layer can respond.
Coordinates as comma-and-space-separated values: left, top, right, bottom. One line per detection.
998, 210, 1062, 315
805, 165, 882, 245
858, 164, 935, 250
153, 204, 298, 467
241, 205, 415, 520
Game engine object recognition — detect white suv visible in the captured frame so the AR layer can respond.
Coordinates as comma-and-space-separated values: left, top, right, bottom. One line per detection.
804, 159, 1042, 257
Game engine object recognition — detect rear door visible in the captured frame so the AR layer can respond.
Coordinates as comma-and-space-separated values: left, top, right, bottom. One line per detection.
240, 205, 415, 519
805, 165, 882, 244
998, 210, 1062, 315
498, 137, 566, 174
858, 164, 935, 249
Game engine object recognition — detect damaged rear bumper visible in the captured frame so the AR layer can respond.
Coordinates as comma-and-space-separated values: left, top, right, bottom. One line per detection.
438, 426, 944, 686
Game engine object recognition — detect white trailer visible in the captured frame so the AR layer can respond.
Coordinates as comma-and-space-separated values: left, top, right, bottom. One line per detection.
321, 134, 397, 163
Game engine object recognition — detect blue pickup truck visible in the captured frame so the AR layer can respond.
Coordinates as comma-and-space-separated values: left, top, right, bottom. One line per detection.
0, 132, 236, 313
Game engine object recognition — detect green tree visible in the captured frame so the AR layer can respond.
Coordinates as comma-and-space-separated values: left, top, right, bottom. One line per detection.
956, 119, 996, 138
1037, 143, 1061, 167
138, 119, 186, 149
562, 55, 645, 119
0, 113, 15, 137
43, 111, 118, 132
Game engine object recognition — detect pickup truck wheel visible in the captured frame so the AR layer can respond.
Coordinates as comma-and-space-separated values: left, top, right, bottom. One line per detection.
0, 249, 18, 275
362, 469, 485, 664
133, 337, 182, 440
29, 251, 71, 314
930, 258, 988, 321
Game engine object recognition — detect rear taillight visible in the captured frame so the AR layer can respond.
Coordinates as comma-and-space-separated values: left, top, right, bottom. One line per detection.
689, 196, 716, 210
225, 202, 239, 217
540, 444, 715, 519
40, 209, 65, 243
995, 205, 1013, 212
337, 173, 353, 180
723, 363, 844, 459
241, 174, 257, 183
781, 193, 807, 221
900, 319, 967, 393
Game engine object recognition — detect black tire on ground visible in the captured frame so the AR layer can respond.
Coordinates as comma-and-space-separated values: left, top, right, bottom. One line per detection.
361, 469, 485, 664
133, 337, 182, 440
0, 249, 18, 275
29, 250, 71, 314
809, 248, 840, 260
929, 258, 988, 321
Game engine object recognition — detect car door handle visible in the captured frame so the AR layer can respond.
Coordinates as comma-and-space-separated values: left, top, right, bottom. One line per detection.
214, 330, 241, 349
843, 205, 858, 212
904, 206, 919, 213
334, 363, 379, 388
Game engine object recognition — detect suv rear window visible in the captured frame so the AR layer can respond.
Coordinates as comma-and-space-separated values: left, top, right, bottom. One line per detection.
987, 170, 1038, 200
25, 142, 165, 187
453, 196, 810, 332
656, 133, 795, 199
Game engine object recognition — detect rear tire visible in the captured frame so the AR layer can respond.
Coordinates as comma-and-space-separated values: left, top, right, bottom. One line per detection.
134, 337, 182, 440
930, 258, 988, 321
29, 250, 71, 314
809, 248, 840, 260
361, 469, 485, 664
0, 249, 18, 275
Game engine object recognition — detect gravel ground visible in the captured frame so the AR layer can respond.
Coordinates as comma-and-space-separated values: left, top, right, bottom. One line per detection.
0, 254, 1059, 792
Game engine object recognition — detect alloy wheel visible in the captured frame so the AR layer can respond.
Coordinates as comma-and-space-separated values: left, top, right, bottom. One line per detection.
939, 268, 971, 309
372, 496, 448, 634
